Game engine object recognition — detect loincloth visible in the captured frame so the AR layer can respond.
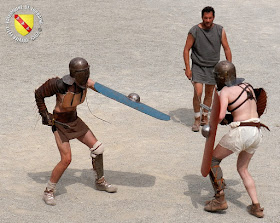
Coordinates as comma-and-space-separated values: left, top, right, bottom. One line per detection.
52, 110, 90, 142
218, 118, 262, 154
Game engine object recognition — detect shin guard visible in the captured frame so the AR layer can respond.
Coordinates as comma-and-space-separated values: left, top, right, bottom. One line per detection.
209, 157, 226, 193
92, 154, 117, 193
92, 154, 104, 180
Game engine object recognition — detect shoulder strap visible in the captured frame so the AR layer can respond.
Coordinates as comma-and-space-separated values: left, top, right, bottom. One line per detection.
228, 83, 255, 112
228, 83, 248, 106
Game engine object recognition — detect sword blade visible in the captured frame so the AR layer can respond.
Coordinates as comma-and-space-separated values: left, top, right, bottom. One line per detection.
54, 120, 71, 129
200, 103, 211, 112
94, 82, 170, 121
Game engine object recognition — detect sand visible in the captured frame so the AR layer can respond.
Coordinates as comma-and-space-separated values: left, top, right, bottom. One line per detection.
0, 1, 279, 222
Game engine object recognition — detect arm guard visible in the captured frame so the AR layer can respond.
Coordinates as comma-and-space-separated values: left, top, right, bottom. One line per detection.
35, 78, 67, 124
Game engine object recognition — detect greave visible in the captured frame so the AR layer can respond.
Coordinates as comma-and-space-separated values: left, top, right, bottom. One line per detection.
209, 156, 226, 194
91, 154, 117, 193
92, 154, 104, 180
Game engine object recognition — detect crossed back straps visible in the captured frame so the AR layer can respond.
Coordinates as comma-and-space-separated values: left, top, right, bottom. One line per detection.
227, 83, 256, 113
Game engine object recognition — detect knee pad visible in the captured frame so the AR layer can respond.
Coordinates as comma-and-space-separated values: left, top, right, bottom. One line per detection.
89, 141, 104, 158
209, 156, 226, 193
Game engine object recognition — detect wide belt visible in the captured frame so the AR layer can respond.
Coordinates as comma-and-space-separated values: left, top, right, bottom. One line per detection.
239, 122, 270, 131
53, 110, 77, 123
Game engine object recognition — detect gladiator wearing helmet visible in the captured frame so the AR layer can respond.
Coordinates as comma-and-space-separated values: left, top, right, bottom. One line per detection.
204, 61, 268, 218
35, 57, 117, 206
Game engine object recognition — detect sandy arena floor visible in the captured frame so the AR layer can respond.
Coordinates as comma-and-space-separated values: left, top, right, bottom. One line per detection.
0, 1, 279, 222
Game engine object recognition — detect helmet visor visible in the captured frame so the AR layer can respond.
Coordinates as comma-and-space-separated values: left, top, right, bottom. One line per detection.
74, 68, 90, 89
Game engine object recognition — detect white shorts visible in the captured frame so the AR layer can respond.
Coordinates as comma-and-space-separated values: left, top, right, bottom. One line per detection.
218, 118, 262, 154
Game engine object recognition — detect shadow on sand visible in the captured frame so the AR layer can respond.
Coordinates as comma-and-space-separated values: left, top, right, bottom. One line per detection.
28, 168, 156, 195
169, 108, 193, 127
183, 174, 248, 212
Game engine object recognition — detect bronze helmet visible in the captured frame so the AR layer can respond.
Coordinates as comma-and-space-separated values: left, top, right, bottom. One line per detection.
213, 61, 237, 91
69, 57, 90, 89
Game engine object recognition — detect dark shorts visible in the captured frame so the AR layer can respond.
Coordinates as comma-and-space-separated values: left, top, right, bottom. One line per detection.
52, 111, 90, 143
192, 63, 216, 85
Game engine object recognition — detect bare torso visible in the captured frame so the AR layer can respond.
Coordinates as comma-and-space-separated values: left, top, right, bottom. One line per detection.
219, 83, 258, 122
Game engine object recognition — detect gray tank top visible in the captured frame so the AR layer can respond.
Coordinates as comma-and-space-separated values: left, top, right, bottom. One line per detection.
189, 24, 223, 67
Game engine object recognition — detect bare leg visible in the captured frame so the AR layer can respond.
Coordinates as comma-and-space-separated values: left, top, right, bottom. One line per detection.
201, 84, 215, 125
212, 144, 233, 160
237, 151, 264, 217
43, 131, 72, 205
50, 131, 72, 183
192, 82, 203, 131
202, 84, 215, 111
237, 151, 258, 204
77, 130, 98, 148
193, 82, 203, 113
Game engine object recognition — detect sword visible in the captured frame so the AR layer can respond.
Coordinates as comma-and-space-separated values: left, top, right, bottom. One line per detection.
52, 119, 71, 129
94, 82, 170, 121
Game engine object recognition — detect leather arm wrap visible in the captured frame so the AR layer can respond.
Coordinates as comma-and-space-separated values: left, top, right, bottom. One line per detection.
34, 77, 67, 114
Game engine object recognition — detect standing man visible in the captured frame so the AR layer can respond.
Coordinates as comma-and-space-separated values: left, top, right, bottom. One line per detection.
204, 61, 266, 218
35, 57, 117, 206
183, 6, 232, 132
